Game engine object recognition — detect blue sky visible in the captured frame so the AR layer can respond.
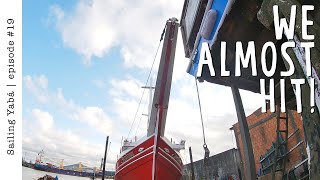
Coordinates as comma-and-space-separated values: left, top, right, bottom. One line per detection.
22, 0, 262, 170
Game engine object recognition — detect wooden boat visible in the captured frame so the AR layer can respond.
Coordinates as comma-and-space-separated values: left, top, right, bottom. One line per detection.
115, 18, 185, 180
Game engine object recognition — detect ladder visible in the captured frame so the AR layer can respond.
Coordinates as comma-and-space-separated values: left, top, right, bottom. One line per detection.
271, 105, 289, 180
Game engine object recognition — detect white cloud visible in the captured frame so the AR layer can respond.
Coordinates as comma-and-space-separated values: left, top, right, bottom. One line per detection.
23, 75, 49, 103
23, 109, 115, 169
49, 5, 64, 21
107, 75, 155, 138
72, 107, 113, 135
172, 31, 192, 82
92, 79, 107, 89
32, 108, 54, 131
23, 75, 125, 169
50, 0, 185, 67
55, 88, 78, 112
23, 75, 113, 135
109, 76, 143, 100
164, 96, 237, 161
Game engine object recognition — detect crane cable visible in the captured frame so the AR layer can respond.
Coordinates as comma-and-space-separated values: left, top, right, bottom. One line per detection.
126, 25, 167, 140
194, 77, 210, 179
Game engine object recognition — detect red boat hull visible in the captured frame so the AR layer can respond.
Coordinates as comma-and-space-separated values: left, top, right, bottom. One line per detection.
115, 135, 183, 180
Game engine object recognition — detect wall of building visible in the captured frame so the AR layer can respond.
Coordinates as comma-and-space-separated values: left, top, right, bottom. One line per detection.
232, 109, 307, 177
183, 148, 242, 180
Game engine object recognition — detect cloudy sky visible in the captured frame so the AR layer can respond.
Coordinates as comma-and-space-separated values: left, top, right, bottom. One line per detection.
23, 0, 262, 171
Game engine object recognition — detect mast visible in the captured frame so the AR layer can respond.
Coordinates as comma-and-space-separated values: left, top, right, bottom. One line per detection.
147, 18, 179, 137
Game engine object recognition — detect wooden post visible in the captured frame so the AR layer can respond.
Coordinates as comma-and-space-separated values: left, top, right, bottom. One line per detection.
189, 147, 195, 180
102, 136, 109, 180
231, 86, 257, 180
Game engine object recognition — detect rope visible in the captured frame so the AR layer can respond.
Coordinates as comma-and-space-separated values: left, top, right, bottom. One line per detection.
134, 84, 151, 137
126, 25, 167, 139
194, 77, 207, 145
194, 77, 210, 179
134, 116, 143, 137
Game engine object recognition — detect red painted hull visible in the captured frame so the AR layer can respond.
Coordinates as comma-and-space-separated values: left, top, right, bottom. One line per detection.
115, 135, 183, 180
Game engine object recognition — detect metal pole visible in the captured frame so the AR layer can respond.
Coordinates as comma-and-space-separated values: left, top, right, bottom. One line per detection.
141, 78, 155, 130
100, 158, 103, 171
231, 86, 257, 179
102, 136, 109, 180
189, 147, 195, 180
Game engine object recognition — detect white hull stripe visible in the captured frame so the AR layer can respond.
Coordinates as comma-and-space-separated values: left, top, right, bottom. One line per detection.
118, 136, 154, 159
158, 147, 182, 168
117, 145, 154, 170
115, 151, 154, 176
158, 151, 182, 174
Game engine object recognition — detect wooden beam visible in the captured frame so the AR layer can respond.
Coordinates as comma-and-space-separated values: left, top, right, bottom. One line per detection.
231, 86, 257, 179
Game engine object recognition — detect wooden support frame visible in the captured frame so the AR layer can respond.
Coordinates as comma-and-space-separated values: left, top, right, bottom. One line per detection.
231, 86, 257, 180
